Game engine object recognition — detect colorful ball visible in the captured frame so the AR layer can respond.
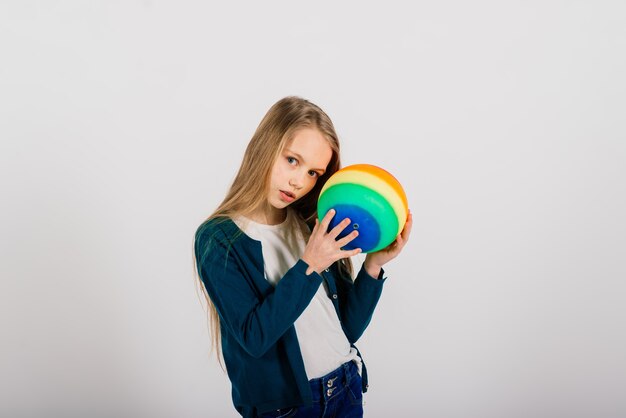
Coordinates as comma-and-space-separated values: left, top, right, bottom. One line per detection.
317, 164, 408, 253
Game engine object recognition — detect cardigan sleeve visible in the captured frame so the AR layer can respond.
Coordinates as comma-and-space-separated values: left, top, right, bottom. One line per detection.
195, 222, 323, 358
334, 264, 386, 343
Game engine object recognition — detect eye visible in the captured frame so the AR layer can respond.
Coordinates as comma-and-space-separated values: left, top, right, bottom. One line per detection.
287, 156, 297, 165
308, 170, 320, 178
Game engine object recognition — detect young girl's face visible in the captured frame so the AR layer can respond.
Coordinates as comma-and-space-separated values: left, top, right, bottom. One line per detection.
268, 127, 333, 211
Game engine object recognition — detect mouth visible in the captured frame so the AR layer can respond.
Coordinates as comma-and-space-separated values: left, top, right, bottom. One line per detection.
279, 190, 296, 202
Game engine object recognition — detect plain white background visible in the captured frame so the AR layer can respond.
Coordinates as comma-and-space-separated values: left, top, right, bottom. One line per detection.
1, 1, 625, 417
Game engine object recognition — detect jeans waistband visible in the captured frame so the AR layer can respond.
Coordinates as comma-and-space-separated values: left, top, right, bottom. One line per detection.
308, 361, 359, 403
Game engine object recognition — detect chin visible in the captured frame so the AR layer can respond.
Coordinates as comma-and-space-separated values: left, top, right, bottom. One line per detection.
270, 199, 289, 209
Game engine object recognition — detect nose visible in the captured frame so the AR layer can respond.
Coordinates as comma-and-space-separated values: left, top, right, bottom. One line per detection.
289, 172, 305, 189
289, 178, 301, 189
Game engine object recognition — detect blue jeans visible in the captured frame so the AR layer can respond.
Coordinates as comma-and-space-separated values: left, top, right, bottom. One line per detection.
259, 361, 363, 418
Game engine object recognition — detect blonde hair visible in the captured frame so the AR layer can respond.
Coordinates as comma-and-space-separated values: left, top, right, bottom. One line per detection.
193, 96, 352, 364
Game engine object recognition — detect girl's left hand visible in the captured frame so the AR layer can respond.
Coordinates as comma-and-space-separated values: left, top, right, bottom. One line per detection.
363, 211, 413, 278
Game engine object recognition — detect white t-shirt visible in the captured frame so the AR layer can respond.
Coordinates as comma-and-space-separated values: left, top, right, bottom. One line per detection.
233, 210, 361, 379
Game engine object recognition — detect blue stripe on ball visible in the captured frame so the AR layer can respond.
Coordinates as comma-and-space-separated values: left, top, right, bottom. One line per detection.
326, 204, 381, 253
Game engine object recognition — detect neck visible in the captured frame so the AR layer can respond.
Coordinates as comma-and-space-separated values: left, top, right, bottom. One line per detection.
247, 205, 287, 225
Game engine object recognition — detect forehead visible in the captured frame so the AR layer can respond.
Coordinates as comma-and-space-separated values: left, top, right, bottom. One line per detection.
285, 128, 333, 168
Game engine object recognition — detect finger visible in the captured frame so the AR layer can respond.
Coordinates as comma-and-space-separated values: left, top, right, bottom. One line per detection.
320, 209, 336, 231
336, 229, 359, 248
309, 218, 320, 237
328, 217, 353, 240
395, 234, 405, 249
341, 247, 362, 258
401, 213, 413, 241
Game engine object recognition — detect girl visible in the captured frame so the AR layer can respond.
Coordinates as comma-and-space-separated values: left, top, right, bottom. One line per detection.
193, 96, 412, 417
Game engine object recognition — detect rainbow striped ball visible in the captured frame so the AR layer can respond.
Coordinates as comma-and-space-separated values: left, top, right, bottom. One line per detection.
317, 164, 408, 253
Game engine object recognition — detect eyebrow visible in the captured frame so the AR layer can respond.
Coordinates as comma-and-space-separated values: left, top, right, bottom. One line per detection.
284, 148, 326, 174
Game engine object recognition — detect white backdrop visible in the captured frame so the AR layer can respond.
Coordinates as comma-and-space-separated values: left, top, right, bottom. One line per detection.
1, 1, 625, 417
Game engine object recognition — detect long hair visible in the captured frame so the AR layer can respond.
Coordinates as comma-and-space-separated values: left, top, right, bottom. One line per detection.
192, 96, 353, 364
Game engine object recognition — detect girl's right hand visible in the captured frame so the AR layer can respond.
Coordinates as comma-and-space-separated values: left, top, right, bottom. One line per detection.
301, 209, 361, 275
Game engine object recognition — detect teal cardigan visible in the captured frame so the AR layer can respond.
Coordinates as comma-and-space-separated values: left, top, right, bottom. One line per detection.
194, 217, 386, 416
